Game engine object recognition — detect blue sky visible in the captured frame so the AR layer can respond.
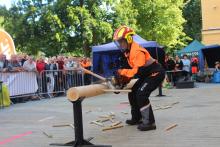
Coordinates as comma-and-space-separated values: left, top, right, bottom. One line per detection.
0, 0, 16, 9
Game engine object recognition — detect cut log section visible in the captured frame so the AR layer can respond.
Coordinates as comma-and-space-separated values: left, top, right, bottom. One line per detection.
67, 84, 108, 102
67, 79, 137, 102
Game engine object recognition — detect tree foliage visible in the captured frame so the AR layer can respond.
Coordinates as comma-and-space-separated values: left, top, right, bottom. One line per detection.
132, 0, 190, 51
183, 0, 202, 41
0, 0, 192, 56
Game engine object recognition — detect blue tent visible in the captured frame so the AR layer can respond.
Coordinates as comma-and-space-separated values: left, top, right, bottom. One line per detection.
178, 40, 205, 57
199, 44, 220, 71
92, 35, 165, 77
92, 35, 161, 52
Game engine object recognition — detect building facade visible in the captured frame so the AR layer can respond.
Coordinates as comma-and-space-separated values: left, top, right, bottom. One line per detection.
201, 0, 220, 45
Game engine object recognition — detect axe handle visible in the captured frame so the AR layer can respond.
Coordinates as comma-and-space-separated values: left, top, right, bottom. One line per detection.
81, 67, 106, 81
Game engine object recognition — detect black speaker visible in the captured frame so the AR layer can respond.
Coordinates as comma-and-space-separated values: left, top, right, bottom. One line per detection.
176, 81, 194, 89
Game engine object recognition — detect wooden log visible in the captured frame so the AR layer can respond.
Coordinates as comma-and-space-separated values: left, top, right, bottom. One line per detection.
67, 84, 108, 102
67, 79, 138, 102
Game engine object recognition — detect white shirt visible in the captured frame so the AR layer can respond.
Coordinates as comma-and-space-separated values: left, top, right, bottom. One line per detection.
23, 60, 36, 71
181, 59, 191, 72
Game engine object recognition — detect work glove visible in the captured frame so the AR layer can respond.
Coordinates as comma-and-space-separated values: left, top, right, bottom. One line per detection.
115, 70, 131, 87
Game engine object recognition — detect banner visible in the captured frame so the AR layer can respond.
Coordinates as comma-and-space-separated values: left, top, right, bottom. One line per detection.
0, 30, 16, 59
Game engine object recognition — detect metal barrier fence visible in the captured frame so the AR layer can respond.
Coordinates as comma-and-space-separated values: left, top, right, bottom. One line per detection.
38, 70, 84, 97
0, 71, 38, 99
0, 69, 85, 100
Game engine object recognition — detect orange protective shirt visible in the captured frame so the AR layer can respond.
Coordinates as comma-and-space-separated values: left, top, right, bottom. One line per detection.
86, 61, 91, 67
118, 42, 154, 78
80, 61, 87, 68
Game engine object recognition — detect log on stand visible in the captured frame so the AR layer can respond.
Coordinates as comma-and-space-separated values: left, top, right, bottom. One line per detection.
51, 80, 138, 147
50, 98, 111, 147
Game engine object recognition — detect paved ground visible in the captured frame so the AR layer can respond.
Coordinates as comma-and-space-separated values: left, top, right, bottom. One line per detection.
1, 83, 220, 147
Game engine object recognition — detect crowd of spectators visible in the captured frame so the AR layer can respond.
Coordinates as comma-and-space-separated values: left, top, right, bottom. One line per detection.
164, 54, 199, 86
0, 53, 92, 73
0, 53, 92, 100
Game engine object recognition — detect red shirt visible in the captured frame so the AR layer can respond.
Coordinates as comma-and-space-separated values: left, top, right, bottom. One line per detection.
57, 60, 64, 70
36, 62, 46, 73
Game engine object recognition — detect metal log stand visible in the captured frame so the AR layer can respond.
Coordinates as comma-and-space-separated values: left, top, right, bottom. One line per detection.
157, 85, 166, 97
50, 98, 111, 147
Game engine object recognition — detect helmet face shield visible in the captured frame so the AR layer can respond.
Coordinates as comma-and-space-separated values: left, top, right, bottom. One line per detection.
114, 39, 129, 53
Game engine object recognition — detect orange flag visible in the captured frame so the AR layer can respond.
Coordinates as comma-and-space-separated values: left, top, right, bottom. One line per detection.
0, 30, 16, 58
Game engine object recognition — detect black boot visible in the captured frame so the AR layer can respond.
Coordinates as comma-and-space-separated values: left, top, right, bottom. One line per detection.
126, 109, 142, 125
137, 105, 156, 131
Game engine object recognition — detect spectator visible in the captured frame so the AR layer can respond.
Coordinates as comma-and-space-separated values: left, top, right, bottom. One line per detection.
36, 57, 47, 96
215, 61, 220, 72
57, 56, 64, 70
173, 55, 184, 85
80, 58, 88, 85
175, 55, 183, 70
56, 56, 65, 91
17, 54, 27, 66
181, 55, 191, 81
36, 57, 46, 74
72, 57, 80, 69
8, 55, 24, 72
191, 56, 199, 81
23, 56, 37, 72
0, 53, 9, 72
166, 55, 176, 71
165, 55, 175, 86
45, 58, 58, 98
64, 58, 74, 89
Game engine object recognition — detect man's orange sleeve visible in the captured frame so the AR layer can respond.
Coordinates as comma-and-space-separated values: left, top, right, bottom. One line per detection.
118, 52, 146, 78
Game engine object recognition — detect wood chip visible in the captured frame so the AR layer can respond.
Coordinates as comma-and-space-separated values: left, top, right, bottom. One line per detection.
69, 124, 74, 129
97, 118, 115, 123
42, 131, 53, 138
171, 102, 180, 106
161, 106, 172, 110
90, 121, 104, 127
85, 110, 92, 114
110, 121, 122, 127
121, 111, 128, 114
99, 115, 115, 119
102, 125, 124, 131
165, 124, 178, 131
53, 124, 73, 127
109, 118, 115, 123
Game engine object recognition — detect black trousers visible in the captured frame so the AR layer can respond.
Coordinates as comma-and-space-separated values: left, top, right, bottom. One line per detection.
128, 71, 165, 122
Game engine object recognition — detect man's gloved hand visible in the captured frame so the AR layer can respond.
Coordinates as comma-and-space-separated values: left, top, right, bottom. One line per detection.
115, 69, 131, 88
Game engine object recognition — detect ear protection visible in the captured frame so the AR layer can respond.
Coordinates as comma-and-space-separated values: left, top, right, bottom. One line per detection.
125, 33, 133, 44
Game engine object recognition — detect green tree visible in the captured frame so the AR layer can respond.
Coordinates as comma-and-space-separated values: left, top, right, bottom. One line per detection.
111, 0, 138, 31
183, 0, 202, 41
132, 0, 190, 51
